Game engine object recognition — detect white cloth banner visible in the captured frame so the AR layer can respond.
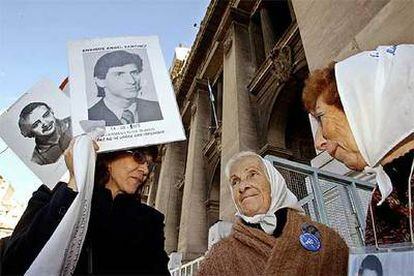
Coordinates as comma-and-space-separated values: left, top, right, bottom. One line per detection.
25, 132, 100, 275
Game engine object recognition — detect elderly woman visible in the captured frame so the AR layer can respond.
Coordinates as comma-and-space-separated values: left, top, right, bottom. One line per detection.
2, 143, 169, 275
198, 151, 349, 275
302, 45, 414, 246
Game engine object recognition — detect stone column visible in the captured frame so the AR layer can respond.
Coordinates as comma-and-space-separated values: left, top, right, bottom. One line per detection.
155, 142, 187, 254
220, 16, 259, 221
177, 88, 210, 262
260, 7, 277, 56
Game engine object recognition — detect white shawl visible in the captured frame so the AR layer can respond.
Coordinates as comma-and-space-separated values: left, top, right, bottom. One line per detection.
335, 45, 414, 205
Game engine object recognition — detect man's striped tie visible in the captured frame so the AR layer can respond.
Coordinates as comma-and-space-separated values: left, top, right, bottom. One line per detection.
120, 110, 134, 124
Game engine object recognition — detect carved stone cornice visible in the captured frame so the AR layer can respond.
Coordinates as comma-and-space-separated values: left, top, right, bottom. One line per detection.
270, 46, 293, 87
248, 45, 292, 99
222, 31, 233, 55
215, 7, 250, 43
248, 23, 302, 104
170, 58, 185, 91
199, 42, 223, 80
258, 143, 293, 159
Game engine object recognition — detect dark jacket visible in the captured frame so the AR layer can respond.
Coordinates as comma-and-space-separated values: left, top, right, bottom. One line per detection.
88, 98, 163, 126
2, 183, 169, 275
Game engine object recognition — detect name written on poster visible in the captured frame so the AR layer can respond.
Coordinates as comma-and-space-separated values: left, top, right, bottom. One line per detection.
96, 124, 165, 142
82, 44, 147, 53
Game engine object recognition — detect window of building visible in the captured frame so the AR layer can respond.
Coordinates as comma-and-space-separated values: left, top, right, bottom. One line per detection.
249, 0, 293, 69
208, 73, 223, 135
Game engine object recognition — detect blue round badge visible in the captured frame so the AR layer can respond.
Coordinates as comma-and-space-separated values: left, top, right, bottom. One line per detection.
299, 232, 321, 252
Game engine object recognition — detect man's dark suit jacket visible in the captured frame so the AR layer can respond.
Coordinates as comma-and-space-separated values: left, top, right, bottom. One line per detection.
88, 98, 163, 126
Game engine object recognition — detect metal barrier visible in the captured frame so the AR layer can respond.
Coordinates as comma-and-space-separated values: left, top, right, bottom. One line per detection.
265, 155, 376, 247
170, 256, 204, 276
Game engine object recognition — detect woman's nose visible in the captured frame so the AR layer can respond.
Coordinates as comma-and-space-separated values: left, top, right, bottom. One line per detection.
238, 180, 251, 192
315, 126, 328, 151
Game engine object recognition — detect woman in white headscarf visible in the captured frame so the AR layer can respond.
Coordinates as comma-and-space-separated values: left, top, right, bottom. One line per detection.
302, 45, 414, 246
198, 151, 349, 276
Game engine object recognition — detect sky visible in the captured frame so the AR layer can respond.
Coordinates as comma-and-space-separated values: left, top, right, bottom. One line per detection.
0, 0, 210, 204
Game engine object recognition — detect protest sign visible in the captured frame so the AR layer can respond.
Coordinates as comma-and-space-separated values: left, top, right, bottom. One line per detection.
68, 36, 186, 152
348, 246, 414, 275
0, 79, 71, 188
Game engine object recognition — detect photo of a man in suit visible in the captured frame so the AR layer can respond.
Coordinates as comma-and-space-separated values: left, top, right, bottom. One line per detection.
18, 102, 72, 165
88, 50, 163, 126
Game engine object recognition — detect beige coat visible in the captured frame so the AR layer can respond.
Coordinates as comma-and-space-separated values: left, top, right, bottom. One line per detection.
198, 210, 349, 276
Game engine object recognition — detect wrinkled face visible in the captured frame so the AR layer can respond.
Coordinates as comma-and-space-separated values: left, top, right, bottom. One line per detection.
27, 105, 57, 137
229, 157, 271, 217
313, 96, 366, 170
106, 153, 153, 195
98, 63, 142, 100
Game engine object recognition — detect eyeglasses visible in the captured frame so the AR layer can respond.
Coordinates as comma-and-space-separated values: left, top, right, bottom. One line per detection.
125, 150, 156, 172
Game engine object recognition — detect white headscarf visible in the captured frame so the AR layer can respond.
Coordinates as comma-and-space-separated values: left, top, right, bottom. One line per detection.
335, 45, 414, 205
226, 152, 304, 234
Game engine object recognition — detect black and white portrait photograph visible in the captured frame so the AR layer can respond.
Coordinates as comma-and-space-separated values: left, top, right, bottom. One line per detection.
0, 79, 72, 188
85, 49, 163, 126
349, 249, 414, 276
68, 36, 186, 152
18, 101, 72, 165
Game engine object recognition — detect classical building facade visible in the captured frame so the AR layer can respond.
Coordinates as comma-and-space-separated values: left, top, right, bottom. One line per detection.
149, 0, 414, 264
0, 176, 25, 238
151, 0, 315, 262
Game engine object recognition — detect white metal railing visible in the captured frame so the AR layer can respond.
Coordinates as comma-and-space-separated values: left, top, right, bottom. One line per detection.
265, 155, 376, 247
169, 255, 205, 276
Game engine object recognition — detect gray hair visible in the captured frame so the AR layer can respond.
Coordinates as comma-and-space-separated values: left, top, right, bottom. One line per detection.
224, 151, 266, 180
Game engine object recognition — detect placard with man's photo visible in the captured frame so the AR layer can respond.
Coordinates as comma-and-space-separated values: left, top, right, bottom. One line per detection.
0, 79, 72, 188
68, 36, 186, 152
348, 246, 414, 275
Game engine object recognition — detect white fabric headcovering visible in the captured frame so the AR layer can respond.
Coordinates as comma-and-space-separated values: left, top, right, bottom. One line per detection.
227, 152, 304, 234
335, 45, 414, 205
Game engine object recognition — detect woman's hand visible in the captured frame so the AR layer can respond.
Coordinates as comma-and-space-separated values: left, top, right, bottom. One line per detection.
64, 137, 99, 192
64, 139, 77, 192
